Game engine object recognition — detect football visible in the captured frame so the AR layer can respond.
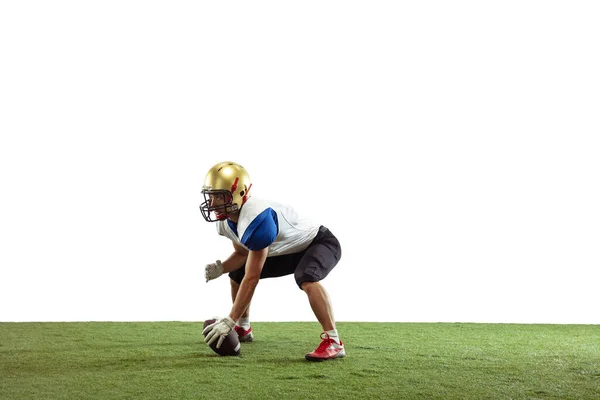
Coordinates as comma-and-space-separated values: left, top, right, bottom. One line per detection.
203, 319, 241, 356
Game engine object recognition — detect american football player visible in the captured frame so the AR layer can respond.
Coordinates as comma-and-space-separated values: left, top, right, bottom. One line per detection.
200, 161, 344, 361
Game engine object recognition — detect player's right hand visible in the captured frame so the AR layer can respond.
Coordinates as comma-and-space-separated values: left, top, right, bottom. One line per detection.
205, 260, 224, 282
202, 316, 236, 348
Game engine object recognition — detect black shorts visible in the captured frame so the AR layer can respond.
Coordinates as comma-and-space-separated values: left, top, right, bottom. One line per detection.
228, 225, 342, 289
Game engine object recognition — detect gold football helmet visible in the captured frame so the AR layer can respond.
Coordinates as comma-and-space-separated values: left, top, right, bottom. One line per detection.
200, 161, 252, 222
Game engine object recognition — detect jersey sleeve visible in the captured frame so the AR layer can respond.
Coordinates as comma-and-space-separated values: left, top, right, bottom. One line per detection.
240, 208, 278, 251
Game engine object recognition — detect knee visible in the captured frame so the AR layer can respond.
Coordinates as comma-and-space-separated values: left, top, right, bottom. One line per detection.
300, 281, 318, 292
295, 268, 321, 290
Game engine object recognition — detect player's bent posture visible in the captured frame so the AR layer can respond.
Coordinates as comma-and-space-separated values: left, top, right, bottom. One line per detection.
200, 161, 344, 361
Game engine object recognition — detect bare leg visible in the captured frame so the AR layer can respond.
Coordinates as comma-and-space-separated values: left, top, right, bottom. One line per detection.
301, 281, 335, 332
230, 278, 250, 319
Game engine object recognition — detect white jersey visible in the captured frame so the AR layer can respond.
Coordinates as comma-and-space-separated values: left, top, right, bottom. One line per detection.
216, 196, 320, 257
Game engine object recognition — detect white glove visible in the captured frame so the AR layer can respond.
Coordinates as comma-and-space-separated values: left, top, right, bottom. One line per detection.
205, 260, 223, 282
202, 316, 236, 348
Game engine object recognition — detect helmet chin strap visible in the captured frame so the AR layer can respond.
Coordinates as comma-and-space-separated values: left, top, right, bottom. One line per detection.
215, 201, 240, 221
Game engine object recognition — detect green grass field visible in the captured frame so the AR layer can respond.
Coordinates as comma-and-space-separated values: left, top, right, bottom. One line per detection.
1, 322, 598, 399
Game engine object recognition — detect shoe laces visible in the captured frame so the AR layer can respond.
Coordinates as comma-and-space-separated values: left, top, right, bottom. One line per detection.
315, 332, 335, 352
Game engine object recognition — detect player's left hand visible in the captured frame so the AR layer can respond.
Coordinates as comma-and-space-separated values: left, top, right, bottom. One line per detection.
202, 316, 236, 348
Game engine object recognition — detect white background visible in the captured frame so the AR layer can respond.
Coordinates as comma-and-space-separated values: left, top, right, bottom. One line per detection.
1, 1, 598, 324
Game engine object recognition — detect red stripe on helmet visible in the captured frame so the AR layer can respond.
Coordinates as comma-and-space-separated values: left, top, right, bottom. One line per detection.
242, 183, 252, 204
231, 177, 239, 193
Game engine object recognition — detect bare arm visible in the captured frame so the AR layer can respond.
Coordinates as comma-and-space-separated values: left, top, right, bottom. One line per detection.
229, 247, 268, 322
221, 242, 249, 273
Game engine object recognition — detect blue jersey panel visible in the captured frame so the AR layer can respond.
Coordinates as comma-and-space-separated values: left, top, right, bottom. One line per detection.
241, 208, 278, 250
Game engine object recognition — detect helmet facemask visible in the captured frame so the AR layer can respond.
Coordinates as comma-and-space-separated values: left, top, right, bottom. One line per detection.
199, 189, 239, 222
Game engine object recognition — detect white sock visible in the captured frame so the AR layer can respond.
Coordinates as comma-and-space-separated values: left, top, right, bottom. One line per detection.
238, 317, 251, 330
326, 329, 341, 345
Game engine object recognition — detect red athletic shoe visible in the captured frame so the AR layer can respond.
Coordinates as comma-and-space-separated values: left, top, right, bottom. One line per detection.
234, 325, 254, 342
305, 333, 345, 361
